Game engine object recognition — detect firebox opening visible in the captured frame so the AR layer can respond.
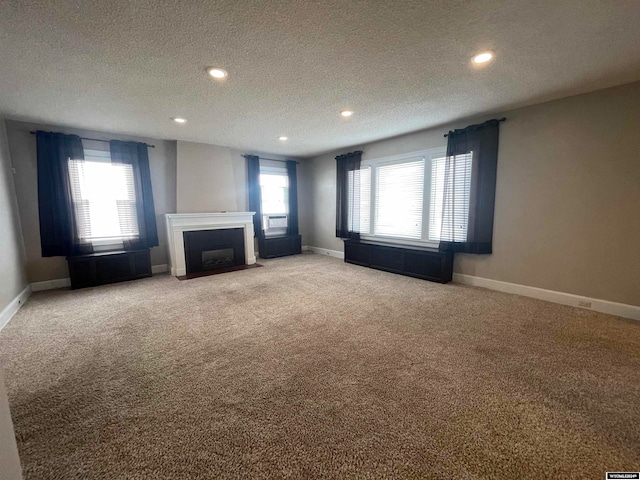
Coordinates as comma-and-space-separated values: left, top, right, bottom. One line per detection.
202, 248, 234, 270
183, 228, 245, 274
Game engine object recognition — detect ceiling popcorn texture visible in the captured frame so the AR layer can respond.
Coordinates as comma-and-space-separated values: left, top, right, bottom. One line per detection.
0, 0, 639, 157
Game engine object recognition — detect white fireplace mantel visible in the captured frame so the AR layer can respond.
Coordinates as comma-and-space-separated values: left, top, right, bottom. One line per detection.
165, 212, 256, 276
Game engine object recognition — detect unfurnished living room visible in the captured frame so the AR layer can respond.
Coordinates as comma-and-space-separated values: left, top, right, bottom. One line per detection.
0, 1, 639, 479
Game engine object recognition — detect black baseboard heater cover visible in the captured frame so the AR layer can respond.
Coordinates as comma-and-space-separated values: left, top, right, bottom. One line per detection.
344, 240, 453, 284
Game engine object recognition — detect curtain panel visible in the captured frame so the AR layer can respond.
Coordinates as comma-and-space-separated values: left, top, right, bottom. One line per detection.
439, 119, 501, 254
286, 160, 299, 236
36, 131, 86, 257
335, 151, 363, 239
246, 155, 264, 239
109, 141, 159, 249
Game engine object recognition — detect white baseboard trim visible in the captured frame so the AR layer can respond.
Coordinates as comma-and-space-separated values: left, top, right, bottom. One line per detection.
453, 273, 640, 321
306, 246, 344, 260
0, 285, 32, 331
31, 278, 70, 292
151, 264, 168, 274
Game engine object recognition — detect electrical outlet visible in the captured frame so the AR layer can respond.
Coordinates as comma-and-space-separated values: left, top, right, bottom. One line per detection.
577, 300, 592, 308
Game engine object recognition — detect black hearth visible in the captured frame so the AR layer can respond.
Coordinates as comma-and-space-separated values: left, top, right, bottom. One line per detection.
183, 228, 245, 274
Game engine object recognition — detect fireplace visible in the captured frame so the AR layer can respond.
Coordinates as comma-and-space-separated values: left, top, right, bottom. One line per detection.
165, 213, 256, 276
183, 228, 245, 274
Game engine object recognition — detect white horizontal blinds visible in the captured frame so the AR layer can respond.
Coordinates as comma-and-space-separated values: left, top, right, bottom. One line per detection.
114, 163, 139, 238
439, 152, 473, 242
429, 156, 447, 241
68, 159, 92, 240
374, 158, 424, 239
68, 149, 139, 243
347, 167, 371, 234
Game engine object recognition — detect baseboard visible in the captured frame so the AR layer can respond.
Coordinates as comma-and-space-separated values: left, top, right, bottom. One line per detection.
151, 264, 168, 274
0, 285, 32, 331
453, 273, 640, 321
31, 278, 71, 292
306, 246, 344, 260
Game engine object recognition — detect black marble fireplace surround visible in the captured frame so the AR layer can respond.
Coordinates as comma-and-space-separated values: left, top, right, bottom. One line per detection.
183, 228, 245, 274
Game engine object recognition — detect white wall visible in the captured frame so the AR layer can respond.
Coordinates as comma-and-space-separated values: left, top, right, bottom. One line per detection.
0, 118, 24, 475
305, 81, 640, 307
0, 371, 22, 480
0, 118, 28, 314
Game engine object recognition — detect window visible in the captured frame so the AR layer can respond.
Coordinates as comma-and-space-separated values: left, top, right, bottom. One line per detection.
347, 167, 371, 233
259, 166, 289, 237
68, 148, 139, 248
430, 153, 473, 242
375, 158, 424, 239
348, 147, 472, 246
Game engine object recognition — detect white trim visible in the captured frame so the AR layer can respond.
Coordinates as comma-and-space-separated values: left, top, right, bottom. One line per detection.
0, 285, 32, 331
306, 246, 344, 260
359, 146, 448, 245
151, 264, 168, 274
31, 278, 71, 292
361, 146, 446, 166
453, 273, 640, 321
359, 234, 439, 249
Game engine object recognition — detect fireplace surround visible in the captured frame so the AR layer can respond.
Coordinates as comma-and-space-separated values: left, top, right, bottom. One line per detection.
165, 213, 256, 276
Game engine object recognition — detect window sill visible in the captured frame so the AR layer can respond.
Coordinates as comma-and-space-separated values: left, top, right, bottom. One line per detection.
358, 235, 440, 250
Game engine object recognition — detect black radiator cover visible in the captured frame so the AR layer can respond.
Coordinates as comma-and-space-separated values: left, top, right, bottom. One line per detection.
67, 249, 152, 289
343, 240, 453, 284
258, 235, 302, 259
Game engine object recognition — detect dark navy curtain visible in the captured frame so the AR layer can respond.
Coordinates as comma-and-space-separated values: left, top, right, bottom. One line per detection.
110, 141, 159, 249
335, 151, 362, 239
36, 131, 85, 257
246, 155, 264, 239
439, 119, 501, 254
286, 160, 299, 236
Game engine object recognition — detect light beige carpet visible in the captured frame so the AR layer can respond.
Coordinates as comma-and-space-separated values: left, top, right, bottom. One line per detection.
1, 253, 639, 479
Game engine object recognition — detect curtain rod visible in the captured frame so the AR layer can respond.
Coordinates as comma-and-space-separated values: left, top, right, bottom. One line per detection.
29, 131, 155, 148
443, 117, 506, 137
242, 154, 299, 164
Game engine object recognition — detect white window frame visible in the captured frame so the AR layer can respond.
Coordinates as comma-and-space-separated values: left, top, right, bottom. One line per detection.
359, 146, 447, 248
259, 165, 289, 237
69, 147, 139, 251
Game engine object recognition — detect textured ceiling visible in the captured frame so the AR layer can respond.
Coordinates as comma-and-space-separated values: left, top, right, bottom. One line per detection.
1, 1, 640, 157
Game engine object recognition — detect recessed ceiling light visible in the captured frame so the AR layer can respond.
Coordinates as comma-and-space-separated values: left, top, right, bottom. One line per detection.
472, 52, 494, 65
278, 136, 289, 141
172, 117, 187, 124
207, 67, 228, 79
340, 110, 354, 118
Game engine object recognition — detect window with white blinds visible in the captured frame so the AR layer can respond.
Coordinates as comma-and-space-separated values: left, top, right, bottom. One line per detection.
348, 147, 472, 246
68, 148, 139, 246
347, 167, 371, 234
429, 156, 447, 241
375, 158, 424, 239
259, 166, 289, 236
438, 153, 473, 242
